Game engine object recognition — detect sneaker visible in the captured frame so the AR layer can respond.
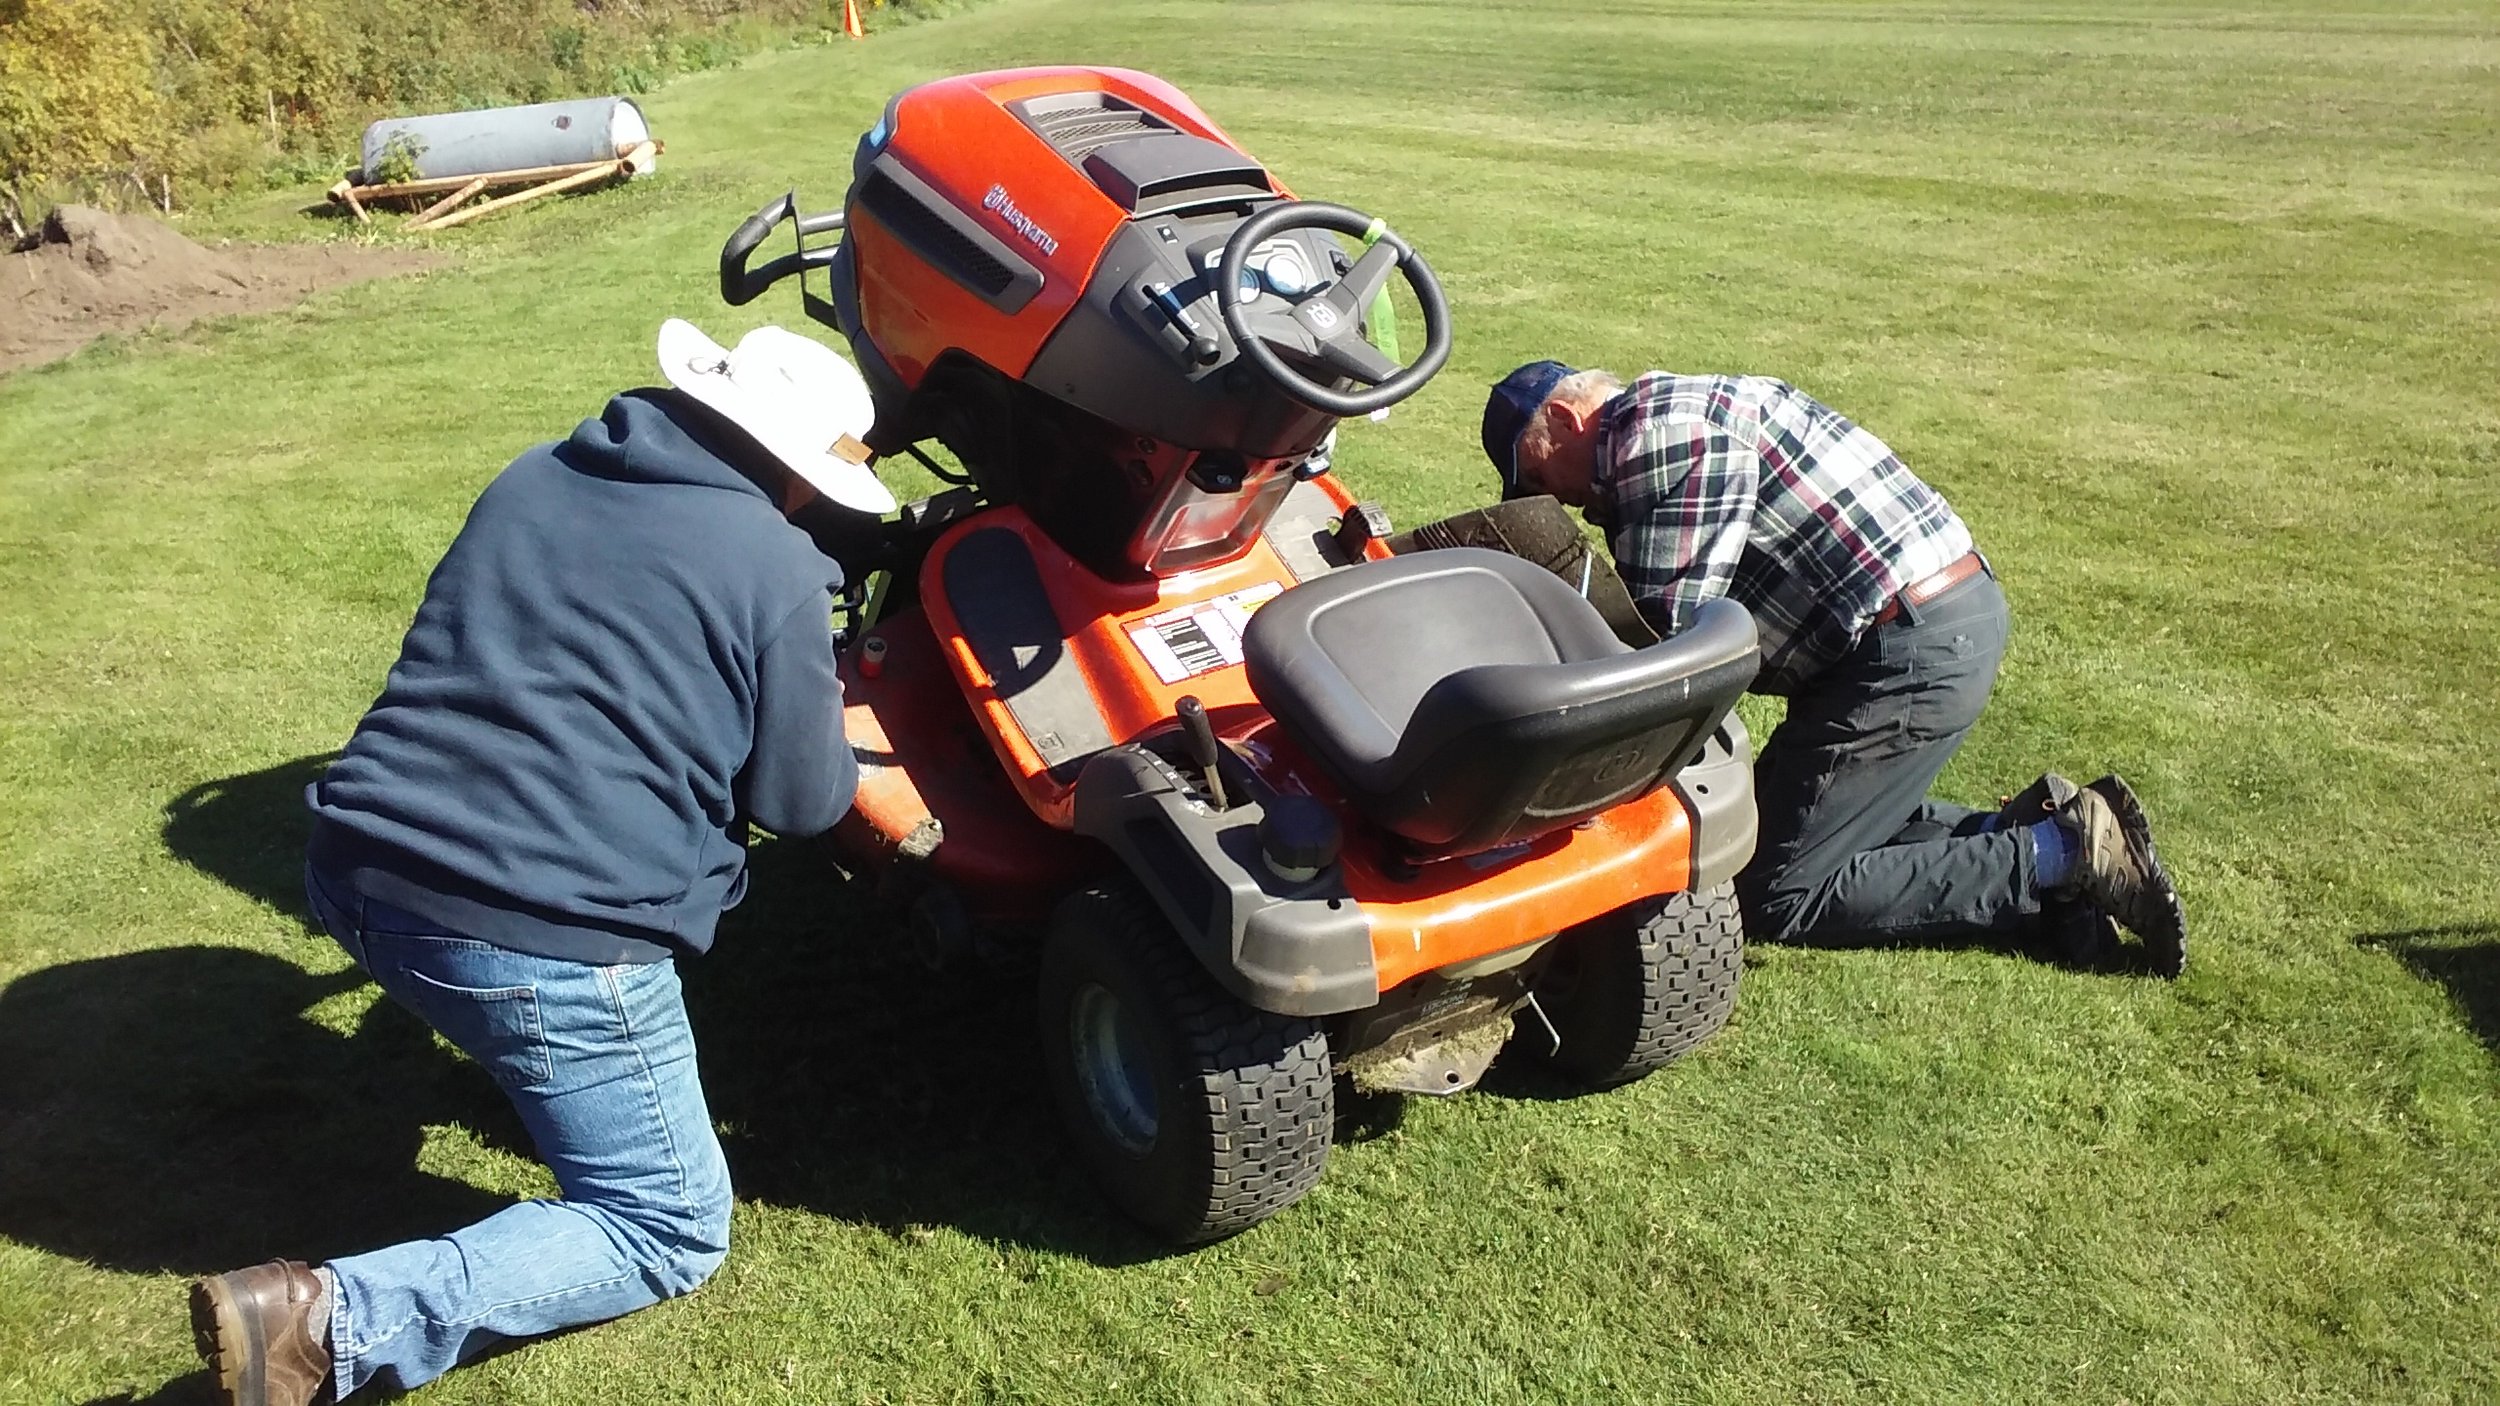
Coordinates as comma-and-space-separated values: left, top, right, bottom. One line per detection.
2085, 774, 2187, 978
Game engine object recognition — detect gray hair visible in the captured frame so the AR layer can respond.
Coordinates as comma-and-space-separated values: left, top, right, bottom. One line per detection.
1554, 369, 1624, 405
1517, 368, 1625, 470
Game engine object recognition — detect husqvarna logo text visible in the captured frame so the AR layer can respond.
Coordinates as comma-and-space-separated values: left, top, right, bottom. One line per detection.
983, 183, 1059, 257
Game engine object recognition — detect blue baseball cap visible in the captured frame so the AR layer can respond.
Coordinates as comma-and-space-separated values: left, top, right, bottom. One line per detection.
1481, 359, 1576, 498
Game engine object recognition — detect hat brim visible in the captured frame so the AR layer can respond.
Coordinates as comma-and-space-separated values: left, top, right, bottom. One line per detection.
658, 319, 898, 516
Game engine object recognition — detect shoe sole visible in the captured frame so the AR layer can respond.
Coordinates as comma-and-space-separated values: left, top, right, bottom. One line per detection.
2092, 776, 2186, 978
189, 1273, 263, 1406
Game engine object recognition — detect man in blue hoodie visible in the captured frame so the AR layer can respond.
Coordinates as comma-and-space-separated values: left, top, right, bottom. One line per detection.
188, 321, 897, 1406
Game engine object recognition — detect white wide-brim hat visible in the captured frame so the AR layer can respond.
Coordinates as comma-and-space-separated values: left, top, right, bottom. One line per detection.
657, 318, 897, 516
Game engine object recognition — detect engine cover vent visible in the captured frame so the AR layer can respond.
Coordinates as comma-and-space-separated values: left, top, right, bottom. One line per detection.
1013, 92, 1178, 162
850, 156, 1046, 314
858, 169, 1015, 297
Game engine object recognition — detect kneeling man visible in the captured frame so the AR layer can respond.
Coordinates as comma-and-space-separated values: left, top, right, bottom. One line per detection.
190, 320, 893, 1404
1482, 360, 2185, 972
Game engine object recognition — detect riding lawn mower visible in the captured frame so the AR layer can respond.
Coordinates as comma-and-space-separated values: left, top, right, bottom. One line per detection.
716, 66, 1763, 1243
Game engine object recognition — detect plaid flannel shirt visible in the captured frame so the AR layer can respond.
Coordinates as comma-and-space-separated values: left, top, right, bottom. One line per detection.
1592, 373, 1974, 694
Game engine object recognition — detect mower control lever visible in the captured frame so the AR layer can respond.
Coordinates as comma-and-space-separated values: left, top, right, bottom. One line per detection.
1143, 280, 1222, 366
1174, 695, 1230, 810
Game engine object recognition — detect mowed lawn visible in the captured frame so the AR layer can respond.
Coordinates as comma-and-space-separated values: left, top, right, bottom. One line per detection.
6, 0, 2499, 1400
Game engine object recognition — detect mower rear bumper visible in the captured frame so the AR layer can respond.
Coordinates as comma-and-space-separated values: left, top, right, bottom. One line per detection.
1071, 718, 1757, 1020
1072, 745, 1379, 1018
1675, 714, 1758, 892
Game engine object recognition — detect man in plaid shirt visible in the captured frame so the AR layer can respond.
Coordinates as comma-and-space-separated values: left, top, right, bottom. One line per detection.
1483, 360, 2186, 973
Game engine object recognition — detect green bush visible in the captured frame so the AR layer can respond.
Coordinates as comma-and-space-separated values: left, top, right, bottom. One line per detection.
0, 0, 929, 227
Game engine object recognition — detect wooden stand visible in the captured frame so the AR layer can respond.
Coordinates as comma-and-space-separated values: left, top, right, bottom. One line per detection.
327, 141, 661, 230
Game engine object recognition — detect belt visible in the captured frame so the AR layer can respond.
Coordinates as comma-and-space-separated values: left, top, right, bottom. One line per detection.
1870, 550, 1986, 628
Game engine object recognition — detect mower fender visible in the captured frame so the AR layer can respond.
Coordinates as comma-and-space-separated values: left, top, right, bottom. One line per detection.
1072, 746, 1380, 1018
1672, 713, 1757, 892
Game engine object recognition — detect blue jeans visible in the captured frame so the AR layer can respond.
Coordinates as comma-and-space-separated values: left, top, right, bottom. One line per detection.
305, 864, 731, 1398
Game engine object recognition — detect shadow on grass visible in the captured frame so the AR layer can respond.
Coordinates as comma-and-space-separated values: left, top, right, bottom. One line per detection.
0, 752, 1159, 1325
78, 1372, 216, 1405
1778, 924, 2172, 978
0, 941, 523, 1275
687, 825, 1164, 1267
2358, 924, 2500, 1054
161, 754, 335, 933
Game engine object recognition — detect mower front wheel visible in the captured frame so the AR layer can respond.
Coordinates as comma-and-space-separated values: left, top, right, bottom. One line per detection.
1526, 881, 1744, 1090
1038, 881, 1335, 1244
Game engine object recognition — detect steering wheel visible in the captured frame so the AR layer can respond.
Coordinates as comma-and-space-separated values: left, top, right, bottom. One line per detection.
1216, 201, 1453, 418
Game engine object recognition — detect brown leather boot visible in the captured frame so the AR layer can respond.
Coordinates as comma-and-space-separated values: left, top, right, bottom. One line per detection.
189, 1260, 333, 1406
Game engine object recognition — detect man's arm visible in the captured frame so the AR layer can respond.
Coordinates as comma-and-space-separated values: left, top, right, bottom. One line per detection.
742, 590, 858, 839
1608, 408, 1757, 639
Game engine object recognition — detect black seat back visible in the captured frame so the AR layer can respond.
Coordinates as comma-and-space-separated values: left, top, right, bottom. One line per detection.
1244, 549, 1760, 856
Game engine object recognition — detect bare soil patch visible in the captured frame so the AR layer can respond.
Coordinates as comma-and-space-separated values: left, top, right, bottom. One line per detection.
1, 206, 441, 376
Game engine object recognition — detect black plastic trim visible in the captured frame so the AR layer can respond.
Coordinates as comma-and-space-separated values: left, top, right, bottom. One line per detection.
854, 154, 1044, 314
1082, 133, 1272, 218
1010, 92, 1179, 163
1073, 746, 1380, 1017
940, 528, 1114, 781
1669, 713, 1758, 890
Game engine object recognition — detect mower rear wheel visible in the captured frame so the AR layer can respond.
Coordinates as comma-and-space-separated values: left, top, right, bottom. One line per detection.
1527, 882, 1744, 1090
1038, 881, 1335, 1244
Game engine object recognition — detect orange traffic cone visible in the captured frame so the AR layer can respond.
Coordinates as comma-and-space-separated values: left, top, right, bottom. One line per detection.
842, 0, 864, 39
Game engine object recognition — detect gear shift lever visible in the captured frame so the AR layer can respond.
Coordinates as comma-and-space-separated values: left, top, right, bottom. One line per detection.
1174, 695, 1229, 809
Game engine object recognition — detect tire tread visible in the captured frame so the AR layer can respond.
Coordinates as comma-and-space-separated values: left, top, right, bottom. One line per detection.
1042, 882, 1333, 1243
1534, 881, 1744, 1089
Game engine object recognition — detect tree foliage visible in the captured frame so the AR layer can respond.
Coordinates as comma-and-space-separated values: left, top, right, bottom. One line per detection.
0, 0, 906, 224
0, 0, 172, 218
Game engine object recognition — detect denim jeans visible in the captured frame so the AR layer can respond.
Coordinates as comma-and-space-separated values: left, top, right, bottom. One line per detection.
1738, 569, 2040, 944
304, 863, 731, 1398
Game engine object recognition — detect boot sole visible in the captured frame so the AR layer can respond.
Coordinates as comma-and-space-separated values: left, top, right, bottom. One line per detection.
189, 1273, 264, 1406
2092, 776, 2186, 978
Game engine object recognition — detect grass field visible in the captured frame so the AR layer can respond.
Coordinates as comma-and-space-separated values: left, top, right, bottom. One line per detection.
6, 0, 2500, 1401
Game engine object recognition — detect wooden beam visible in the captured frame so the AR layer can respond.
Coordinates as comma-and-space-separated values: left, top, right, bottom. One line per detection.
326, 177, 371, 224
337, 158, 615, 203
404, 177, 490, 231
417, 160, 624, 232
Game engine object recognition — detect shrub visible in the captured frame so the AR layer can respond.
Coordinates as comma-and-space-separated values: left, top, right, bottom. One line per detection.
0, 0, 932, 221
0, 0, 173, 230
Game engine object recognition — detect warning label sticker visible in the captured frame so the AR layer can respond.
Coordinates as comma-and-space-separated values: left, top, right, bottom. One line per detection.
1126, 582, 1285, 684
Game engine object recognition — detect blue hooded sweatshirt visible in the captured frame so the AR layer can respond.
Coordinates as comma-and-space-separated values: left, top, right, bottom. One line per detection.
307, 389, 858, 964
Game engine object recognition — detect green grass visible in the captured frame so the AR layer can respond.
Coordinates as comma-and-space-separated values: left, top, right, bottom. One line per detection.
6, 0, 2500, 1400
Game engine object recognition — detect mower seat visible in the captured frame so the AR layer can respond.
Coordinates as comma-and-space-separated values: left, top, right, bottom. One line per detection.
1242, 548, 1759, 857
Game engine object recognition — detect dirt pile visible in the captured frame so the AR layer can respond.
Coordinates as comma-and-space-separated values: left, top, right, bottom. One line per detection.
1, 206, 440, 376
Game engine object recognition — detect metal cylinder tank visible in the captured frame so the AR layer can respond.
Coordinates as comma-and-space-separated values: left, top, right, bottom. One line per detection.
358, 97, 651, 183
